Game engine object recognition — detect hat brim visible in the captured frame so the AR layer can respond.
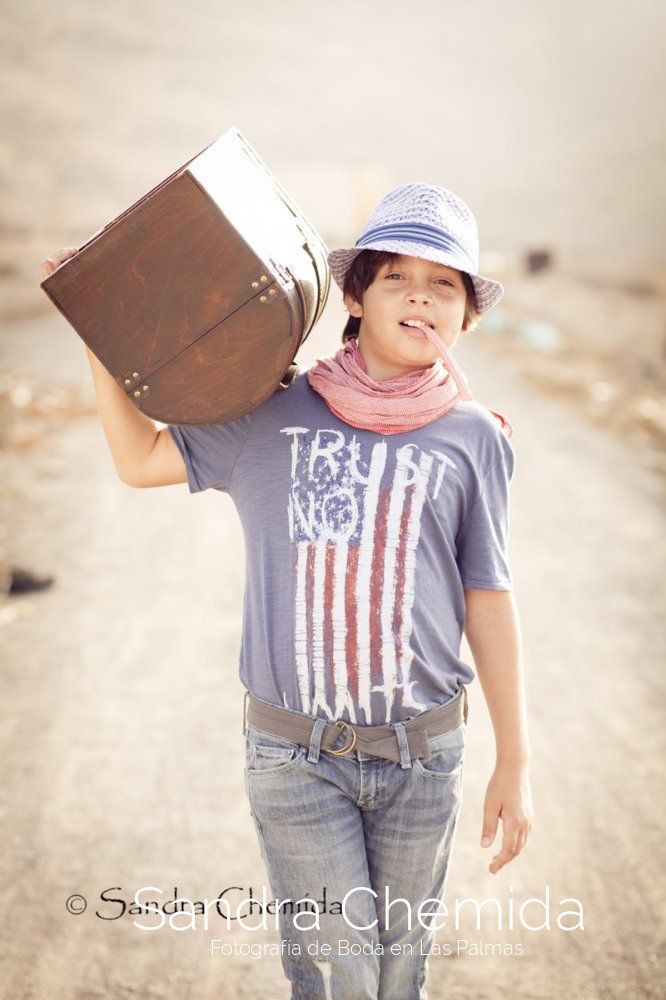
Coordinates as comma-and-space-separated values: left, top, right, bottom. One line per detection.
328, 241, 504, 314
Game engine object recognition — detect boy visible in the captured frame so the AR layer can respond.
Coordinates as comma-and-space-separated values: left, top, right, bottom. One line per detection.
42, 183, 532, 999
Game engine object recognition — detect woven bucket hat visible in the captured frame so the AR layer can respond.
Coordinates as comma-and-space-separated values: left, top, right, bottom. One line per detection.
328, 183, 503, 313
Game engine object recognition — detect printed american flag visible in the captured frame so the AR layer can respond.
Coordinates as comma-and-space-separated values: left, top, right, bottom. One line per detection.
281, 425, 457, 724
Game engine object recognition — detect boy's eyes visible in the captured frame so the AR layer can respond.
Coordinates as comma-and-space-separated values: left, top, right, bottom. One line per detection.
384, 272, 454, 287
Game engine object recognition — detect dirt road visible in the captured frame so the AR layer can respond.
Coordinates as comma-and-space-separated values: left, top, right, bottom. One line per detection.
2, 0, 665, 994
1, 308, 664, 1000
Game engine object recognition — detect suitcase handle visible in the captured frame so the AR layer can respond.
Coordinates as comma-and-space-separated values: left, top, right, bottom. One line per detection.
278, 362, 299, 390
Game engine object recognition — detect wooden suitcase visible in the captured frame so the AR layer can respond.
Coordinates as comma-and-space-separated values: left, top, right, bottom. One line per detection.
40, 127, 330, 426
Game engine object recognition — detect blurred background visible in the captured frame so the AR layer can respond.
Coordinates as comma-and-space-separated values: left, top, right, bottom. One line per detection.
1, 2, 664, 999
2, 0, 665, 462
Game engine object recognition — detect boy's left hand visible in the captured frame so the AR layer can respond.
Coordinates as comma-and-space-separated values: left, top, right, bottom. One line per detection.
480, 763, 533, 875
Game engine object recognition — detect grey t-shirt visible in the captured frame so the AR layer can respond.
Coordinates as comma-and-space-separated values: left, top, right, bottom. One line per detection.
168, 366, 515, 726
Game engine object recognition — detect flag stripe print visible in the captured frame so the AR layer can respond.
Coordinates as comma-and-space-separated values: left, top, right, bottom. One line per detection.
283, 426, 454, 724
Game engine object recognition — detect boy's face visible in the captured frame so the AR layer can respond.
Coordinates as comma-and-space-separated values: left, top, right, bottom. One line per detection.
343, 254, 468, 381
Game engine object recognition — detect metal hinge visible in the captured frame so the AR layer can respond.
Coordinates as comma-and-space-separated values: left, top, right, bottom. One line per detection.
123, 372, 151, 400
250, 273, 270, 290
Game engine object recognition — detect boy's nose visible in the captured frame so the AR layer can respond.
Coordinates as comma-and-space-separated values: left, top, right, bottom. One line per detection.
406, 287, 433, 303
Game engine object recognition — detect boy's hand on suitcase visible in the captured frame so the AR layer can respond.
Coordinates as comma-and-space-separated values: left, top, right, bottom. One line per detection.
40, 247, 79, 279
480, 763, 533, 875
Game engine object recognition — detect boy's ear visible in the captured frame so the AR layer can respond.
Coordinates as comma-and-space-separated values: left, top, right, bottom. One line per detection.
343, 292, 363, 318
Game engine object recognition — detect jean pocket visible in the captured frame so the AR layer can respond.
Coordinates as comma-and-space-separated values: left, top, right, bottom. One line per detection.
245, 726, 305, 775
412, 722, 466, 779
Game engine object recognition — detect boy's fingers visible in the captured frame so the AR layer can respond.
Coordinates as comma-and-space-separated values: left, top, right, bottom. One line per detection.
489, 822, 527, 874
488, 821, 517, 873
517, 826, 530, 853
490, 852, 513, 874
40, 247, 79, 278
54, 248, 77, 266
481, 810, 499, 847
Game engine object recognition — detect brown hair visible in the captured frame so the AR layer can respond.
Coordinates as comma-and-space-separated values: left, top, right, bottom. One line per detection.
340, 250, 480, 343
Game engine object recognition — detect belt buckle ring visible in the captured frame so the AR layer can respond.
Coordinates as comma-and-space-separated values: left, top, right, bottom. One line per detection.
328, 720, 357, 756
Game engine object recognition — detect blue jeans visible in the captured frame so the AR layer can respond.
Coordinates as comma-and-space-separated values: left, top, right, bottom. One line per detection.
243, 691, 467, 999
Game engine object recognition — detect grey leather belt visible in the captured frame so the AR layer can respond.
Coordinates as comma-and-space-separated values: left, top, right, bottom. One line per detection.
243, 686, 468, 764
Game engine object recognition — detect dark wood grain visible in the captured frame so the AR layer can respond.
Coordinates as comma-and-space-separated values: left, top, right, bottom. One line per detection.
40, 131, 329, 426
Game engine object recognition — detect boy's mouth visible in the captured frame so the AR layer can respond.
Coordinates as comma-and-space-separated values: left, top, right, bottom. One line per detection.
400, 318, 435, 338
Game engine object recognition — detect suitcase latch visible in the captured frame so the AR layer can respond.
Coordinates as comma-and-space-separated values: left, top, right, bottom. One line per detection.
269, 258, 294, 288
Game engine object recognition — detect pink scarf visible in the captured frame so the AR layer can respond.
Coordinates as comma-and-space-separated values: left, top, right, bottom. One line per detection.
307, 328, 513, 437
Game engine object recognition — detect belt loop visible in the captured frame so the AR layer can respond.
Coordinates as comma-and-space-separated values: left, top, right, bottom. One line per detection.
307, 718, 327, 763
463, 685, 469, 725
242, 690, 249, 736
393, 721, 413, 769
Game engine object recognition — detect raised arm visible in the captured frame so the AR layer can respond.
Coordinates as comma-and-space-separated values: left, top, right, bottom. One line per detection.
84, 346, 187, 487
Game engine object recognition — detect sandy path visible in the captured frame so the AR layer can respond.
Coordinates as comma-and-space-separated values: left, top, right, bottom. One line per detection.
1, 1, 665, 994
0, 307, 664, 999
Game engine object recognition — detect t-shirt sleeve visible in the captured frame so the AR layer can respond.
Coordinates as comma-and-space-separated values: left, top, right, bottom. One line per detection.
455, 432, 515, 590
167, 412, 253, 494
